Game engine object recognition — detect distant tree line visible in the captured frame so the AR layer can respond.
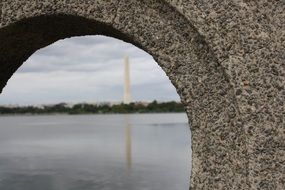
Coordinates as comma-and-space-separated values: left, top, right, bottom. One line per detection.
0, 101, 185, 115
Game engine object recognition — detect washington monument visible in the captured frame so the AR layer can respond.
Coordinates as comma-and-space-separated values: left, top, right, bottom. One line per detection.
124, 55, 132, 104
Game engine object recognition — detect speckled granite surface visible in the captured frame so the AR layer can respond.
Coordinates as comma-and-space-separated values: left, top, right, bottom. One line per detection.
0, 1, 284, 189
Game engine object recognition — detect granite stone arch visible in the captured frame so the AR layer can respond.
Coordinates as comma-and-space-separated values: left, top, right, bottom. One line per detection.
0, 1, 284, 190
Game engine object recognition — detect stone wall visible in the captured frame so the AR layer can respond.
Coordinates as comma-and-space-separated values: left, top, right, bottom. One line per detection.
0, 1, 284, 189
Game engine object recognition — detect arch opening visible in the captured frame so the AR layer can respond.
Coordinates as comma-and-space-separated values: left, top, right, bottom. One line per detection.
0, 34, 192, 190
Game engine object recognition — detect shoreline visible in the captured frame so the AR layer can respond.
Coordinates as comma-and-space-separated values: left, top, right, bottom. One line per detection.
0, 112, 186, 117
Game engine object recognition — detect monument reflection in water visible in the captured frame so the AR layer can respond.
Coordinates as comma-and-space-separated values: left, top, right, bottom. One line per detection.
125, 116, 132, 173
0, 113, 191, 190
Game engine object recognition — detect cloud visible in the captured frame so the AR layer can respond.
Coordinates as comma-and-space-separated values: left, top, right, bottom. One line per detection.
0, 36, 180, 105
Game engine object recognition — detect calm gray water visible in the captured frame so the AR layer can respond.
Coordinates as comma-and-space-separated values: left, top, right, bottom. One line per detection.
0, 113, 191, 190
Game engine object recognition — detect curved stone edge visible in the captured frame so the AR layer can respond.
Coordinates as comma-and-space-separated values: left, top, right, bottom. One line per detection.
164, 1, 285, 189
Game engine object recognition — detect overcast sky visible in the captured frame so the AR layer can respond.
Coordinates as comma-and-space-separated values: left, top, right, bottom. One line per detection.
0, 36, 180, 105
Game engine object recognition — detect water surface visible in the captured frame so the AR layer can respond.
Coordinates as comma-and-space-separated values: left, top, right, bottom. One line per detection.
0, 113, 191, 190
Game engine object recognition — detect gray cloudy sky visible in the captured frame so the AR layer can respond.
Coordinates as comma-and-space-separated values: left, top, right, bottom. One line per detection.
0, 36, 180, 105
